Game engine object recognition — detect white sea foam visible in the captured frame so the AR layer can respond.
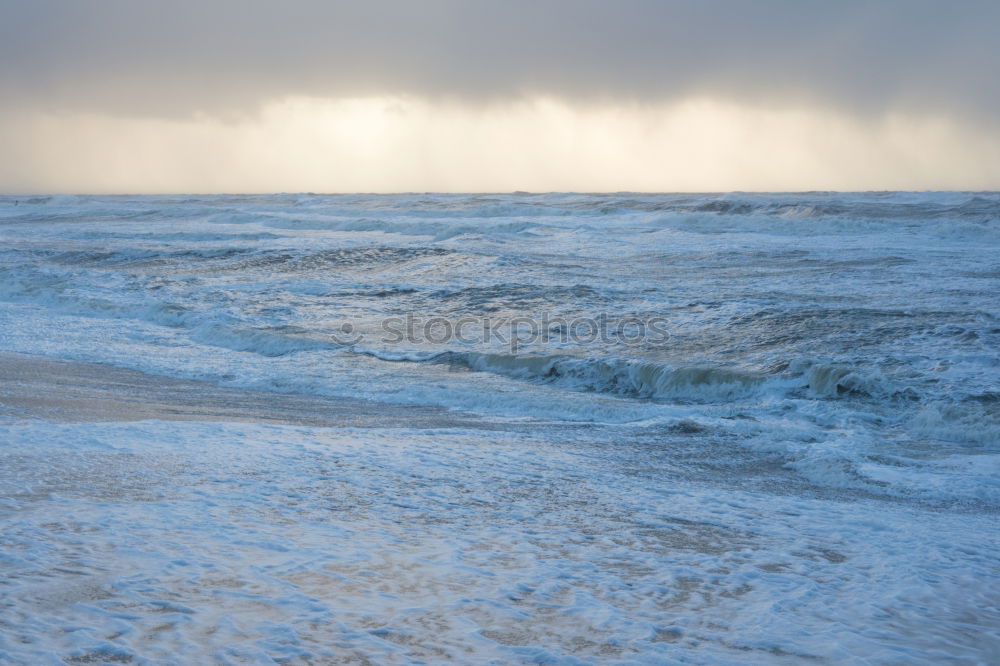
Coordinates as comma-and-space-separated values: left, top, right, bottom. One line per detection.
1, 420, 997, 664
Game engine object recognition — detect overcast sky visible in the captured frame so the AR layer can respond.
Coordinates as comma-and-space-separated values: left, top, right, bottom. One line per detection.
2, 0, 998, 192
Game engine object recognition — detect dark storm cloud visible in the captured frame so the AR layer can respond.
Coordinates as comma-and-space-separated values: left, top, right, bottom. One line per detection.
1, 0, 998, 120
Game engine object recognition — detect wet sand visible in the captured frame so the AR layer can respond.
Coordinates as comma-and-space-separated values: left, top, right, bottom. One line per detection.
0, 351, 488, 429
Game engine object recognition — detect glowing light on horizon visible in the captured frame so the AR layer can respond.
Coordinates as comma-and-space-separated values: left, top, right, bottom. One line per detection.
1, 96, 997, 193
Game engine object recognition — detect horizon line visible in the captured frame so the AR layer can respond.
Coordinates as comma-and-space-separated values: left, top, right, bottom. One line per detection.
3, 189, 999, 198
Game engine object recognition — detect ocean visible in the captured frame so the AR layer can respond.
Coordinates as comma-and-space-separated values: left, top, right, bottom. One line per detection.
0, 192, 997, 663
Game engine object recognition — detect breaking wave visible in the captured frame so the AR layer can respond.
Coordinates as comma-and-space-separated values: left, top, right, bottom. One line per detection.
359, 350, 917, 405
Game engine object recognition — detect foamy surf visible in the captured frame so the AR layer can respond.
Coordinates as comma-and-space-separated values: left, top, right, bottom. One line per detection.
1, 192, 998, 663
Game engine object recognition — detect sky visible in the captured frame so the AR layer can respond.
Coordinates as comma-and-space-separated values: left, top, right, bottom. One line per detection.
1, 0, 998, 193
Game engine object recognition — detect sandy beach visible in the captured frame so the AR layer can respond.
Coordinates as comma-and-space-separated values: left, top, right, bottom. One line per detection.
0, 352, 491, 429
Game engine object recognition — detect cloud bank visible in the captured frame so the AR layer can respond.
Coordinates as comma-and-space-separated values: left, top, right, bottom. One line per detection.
1, 1, 998, 192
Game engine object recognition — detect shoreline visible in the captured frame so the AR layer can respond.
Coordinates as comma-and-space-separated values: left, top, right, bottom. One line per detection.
0, 351, 491, 429
1, 353, 998, 662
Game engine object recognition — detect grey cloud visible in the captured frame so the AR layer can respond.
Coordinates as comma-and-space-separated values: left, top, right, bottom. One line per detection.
1, 0, 998, 121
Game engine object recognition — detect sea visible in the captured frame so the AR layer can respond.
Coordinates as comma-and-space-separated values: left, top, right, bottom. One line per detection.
0, 192, 997, 663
